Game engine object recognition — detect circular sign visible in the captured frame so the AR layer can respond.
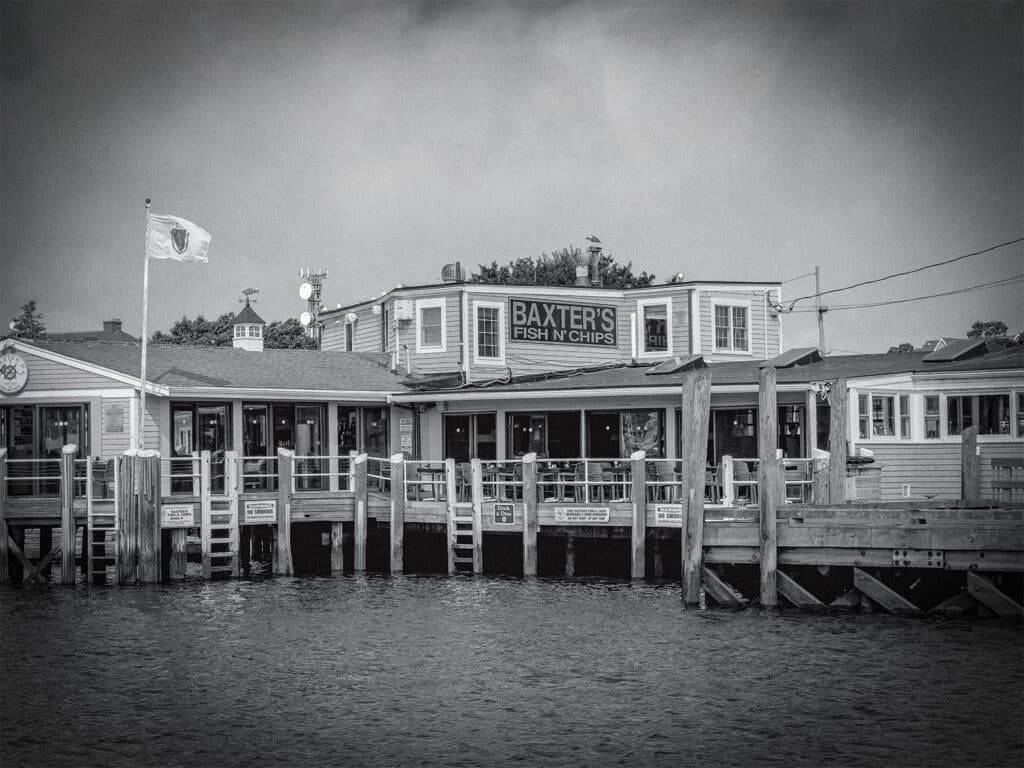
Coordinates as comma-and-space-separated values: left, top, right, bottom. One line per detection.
299, 311, 313, 327
299, 282, 313, 301
0, 349, 28, 395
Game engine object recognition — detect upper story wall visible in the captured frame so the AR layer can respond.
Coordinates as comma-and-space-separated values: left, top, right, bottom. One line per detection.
696, 286, 782, 361
321, 281, 781, 380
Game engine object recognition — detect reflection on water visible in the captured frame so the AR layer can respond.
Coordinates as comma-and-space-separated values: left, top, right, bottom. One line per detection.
2, 576, 1022, 768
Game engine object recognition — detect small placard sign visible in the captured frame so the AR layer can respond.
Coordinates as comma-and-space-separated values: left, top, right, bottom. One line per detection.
161, 503, 195, 528
399, 418, 413, 431
554, 506, 610, 523
654, 504, 683, 527
494, 503, 516, 525
400, 434, 413, 451
244, 500, 277, 524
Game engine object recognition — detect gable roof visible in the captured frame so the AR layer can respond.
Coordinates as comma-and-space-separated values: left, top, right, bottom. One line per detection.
922, 338, 987, 362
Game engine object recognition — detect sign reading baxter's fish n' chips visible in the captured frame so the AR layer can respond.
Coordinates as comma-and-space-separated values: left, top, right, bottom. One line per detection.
508, 298, 617, 347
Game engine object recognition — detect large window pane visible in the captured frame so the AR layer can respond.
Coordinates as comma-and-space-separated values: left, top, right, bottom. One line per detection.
643, 304, 668, 352
421, 306, 442, 347
924, 396, 940, 439
731, 306, 748, 351
978, 394, 1010, 435
477, 307, 500, 359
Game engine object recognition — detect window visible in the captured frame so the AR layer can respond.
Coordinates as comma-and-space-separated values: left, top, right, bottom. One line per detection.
1018, 393, 1024, 437
713, 303, 749, 352
345, 322, 354, 352
506, 411, 581, 458
638, 299, 670, 355
924, 396, 940, 439
949, 394, 1011, 436
473, 301, 504, 363
857, 393, 909, 439
416, 298, 445, 352
444, 413, 497, 462
380, 304, 390, 352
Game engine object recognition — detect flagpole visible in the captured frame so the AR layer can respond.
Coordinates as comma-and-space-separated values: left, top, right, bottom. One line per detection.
139, 198, 151, 452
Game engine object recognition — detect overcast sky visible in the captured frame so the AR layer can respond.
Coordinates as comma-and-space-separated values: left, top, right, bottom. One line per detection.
2, 1, 1021, 354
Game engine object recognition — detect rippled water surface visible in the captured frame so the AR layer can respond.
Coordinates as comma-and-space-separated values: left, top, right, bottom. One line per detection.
2, 576, 1022, 767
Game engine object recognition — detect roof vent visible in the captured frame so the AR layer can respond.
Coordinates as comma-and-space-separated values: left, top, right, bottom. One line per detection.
441, 262, 465, 283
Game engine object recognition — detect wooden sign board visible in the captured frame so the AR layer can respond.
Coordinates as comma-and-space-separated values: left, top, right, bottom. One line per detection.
493, 503, 516, 525
654, 504, 683, 527
244, 500, 277, 524
554, 506, 610, 523
161, 503, 196, 528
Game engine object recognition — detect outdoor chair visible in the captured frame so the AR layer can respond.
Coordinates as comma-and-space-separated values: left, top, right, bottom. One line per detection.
732, 460, 758, 505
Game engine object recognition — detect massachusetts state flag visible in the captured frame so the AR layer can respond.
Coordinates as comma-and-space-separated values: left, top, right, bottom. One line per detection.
146, 214, 211, 262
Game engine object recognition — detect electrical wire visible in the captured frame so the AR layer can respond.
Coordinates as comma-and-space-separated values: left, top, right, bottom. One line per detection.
781, 271, 815, 284
782, 236, 1024, 310
787, 274, 1024, 313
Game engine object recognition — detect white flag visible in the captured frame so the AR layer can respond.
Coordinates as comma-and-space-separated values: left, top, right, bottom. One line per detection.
146, 214, 211, 262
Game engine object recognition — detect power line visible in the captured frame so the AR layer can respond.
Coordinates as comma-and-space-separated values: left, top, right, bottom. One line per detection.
781, 271, 815, 284
788, 274, 1024, 313
783, 236, 1024, 309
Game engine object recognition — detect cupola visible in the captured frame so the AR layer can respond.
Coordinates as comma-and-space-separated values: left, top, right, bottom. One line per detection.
233, 288, 265, 351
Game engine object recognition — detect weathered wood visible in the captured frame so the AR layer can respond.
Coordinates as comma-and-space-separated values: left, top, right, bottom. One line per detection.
390, 453, 405, 573
445, 458, 458, 575
811, 458, 829, 505
565, 534, 575, 577
827, 379, 847, 504
701, 565, 748, 608
169, 528, 187, 580
117, 451, 137, 584
470, 458, 483, 574
681, 369, 712, 604
200, 451, 213, 579
630, 450, 646, 579
853, 567, 923, 614
653, 538, 664, 578
275, 448, 294, 576
966, 571, 1023, 616
777, 570, 825, 608
0, 448, 8, 583
137, 451, 161, 583
60, 445, 77, 585
330, 522, 344, 573
353, 454, 368, 572
758, 367, 778, 606
522, 453, 538, 577
928, 590, 976, 615
830, 588, 861, 609
961, 426, 980, 504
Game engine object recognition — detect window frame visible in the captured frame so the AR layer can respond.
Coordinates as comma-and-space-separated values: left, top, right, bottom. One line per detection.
344, 320, 355, 352
472, 300, 505, 365
636, 297, 672, 357
712, 299, 751, 354
854, 391, 910, 441
415, 297, 447, 353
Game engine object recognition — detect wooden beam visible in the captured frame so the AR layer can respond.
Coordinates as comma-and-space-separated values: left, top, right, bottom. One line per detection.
630, 450, 646, 579
811, 458, 829, 506
777, 570, 825, 608
966, 572, 1024, 617
60, 445, 77, 585
352, 453, 368, 572
701, 566, 748, 608
928, 590, 976, 616
853, 567, 923, 615
827, 379, 847, 504
522, 453, 538, 577
275, 448, 294, 576
681, 369, 712, 605
961, 426, 980, 505
389, 453, 405, 574
331, 522, 344, 573
758, 366, 778, 606
830, 588, 861, 609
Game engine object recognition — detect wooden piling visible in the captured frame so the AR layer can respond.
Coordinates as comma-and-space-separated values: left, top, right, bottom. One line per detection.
522, 453, 538, 577
565, 534, 575, 577
681, 369, 712, 605
390, 453, 405, 574
275, 448, 294, 576
470, 458, 484, 574
758, 367, 778, 607
170, 529, 187, 580
60, 445, 77, 585
827, 379, 848, 504
137, 451, 161, 583
961, 425, 980, 504
331, 522, 344, 573
0, 448, 9, 583
117, 451, 138, 584
630, 450, 646, 579
199, 450, 213, 579
811, 458, 829, 505
352, 453, 368, 572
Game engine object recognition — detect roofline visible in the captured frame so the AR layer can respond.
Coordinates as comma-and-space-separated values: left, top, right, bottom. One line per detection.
324, 280, 783, 316
167, 387, 393, 400
11, 340, 170, 395
392, 382, 811, 403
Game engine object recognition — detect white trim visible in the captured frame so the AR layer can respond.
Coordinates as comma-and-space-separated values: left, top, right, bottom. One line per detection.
392, 382, 810, 403
711, 299, 752, 354
636, 297, 673, 358
472, 300, 506, 365
168, 387, 391, 401
415, 298, 446, 353
0, 388, 137, 400
11, 341, 170, 394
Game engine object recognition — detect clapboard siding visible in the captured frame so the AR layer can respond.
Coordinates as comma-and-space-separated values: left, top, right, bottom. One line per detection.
870, 443, 962, 500
99, 397, 133, 456
698, 289, 780, 363
19, 352, 124, 391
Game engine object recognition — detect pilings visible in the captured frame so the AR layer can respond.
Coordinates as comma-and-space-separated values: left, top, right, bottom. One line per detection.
390, 453, 405, 574
352, 453, 368, 572
827, 378, 848, 504
961, 425, 980, 504
630, 450, 646, 579
681, 369, 712, 604
116, 449, 161, 584
60, 445, 76, 585
275, 447, 294, 576
757, 367, 779, 607
522, 453, 538, 577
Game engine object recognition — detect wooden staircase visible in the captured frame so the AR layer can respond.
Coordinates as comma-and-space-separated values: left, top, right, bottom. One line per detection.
201, 497, 239, 578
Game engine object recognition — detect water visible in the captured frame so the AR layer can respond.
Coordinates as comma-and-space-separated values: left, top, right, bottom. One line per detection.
2, 576, 1022, 768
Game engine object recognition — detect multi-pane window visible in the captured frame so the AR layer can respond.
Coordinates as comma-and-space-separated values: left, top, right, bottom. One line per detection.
899, 395, 910, 439
475, 303, 503, 362
714, 304, 748, 352
416, 299, 445, 352
950, 394, 1011, 435
858, 393, 908, 439
924, 396, 940, 439
640, 302, 669, 353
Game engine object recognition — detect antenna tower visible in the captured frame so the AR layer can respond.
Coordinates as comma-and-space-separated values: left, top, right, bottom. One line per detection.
298, 268, 328, 341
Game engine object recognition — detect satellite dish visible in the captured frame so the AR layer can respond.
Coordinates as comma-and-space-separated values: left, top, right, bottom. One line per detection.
299, 311, 313, 327
299, 282, 313, 300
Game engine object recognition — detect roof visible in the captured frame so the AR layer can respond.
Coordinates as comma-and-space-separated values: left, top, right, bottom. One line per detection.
234, 304, 265, 325
17, 340, 404, 394
46, 329, 139, 343
921, 338, 987, 362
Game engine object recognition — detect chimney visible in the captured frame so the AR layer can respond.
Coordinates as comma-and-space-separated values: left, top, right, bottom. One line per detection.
103, 319, 122, 335
588, 244, 602, 286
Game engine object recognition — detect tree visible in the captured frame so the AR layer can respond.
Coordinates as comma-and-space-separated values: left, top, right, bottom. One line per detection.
9, 299, 47, 339
887, 342, 915, 354
966, 320, 1022, 352
265, 318, 317, 350
470, 246, 655, 288
150, 313, 317, 349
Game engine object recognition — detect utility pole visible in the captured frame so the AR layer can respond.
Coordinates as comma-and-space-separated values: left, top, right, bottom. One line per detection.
815, 265, 827, 354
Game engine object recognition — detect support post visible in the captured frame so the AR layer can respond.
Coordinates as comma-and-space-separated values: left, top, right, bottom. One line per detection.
564, 534, 575, 577
758, 367, 778, 607
961, 425, 980, 505
200, 450, 212, 579
470, 458, 483, 574
811, 457, 829, 505
853, 567, 922, 615
967, 572, 1023, 617
352, 453, 368, 572
827, 379, 847, 504
60, 445, 77, 585
389, 453, 405, 574
0, 448, 9, 583
681, 369, 712, 605
117, 451, 138, 585
630, 450, 646, 579
275, 447, 294, 576
170, 529, 187, 580
137, 450, 161, 583
522, 453, 538, 577
720, 455, 734, 507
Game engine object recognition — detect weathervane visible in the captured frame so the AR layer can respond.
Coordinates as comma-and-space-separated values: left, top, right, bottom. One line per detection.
239, 287, 259, 307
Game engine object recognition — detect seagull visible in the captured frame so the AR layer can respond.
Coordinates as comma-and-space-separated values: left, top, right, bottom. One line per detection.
585, 235, 601, 243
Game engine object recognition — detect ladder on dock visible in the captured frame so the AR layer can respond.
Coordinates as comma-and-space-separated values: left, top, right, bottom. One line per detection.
87, 462, 119, 586
201, 497, 239, 578
448, 501, 480, 574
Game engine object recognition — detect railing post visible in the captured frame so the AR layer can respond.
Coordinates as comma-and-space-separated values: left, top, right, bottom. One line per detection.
522, 453, 538, 577
60, 444, 78, 585
758, 366, 779, 608
353, 453, 368, 572
681, 369, 712, 605
720, 455, 734, 507
275, 448, 294, 576
0, 448, 8, 584
827, 379, 848, 504
470, 458, 484, 574
191, 451, 200, 498
961, 425, 980, 505
348, 450, 357, 491
630, 450, 646, 579
390, 453, 405, 574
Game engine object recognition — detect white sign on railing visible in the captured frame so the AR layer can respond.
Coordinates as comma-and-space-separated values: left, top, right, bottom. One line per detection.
654, 504, 683, 527
244, 500, 277, 524
161, 503, 196, 528
554, 506, 610, 523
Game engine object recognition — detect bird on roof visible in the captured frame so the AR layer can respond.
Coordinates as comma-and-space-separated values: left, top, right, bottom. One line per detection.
585, 235, 601, 243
